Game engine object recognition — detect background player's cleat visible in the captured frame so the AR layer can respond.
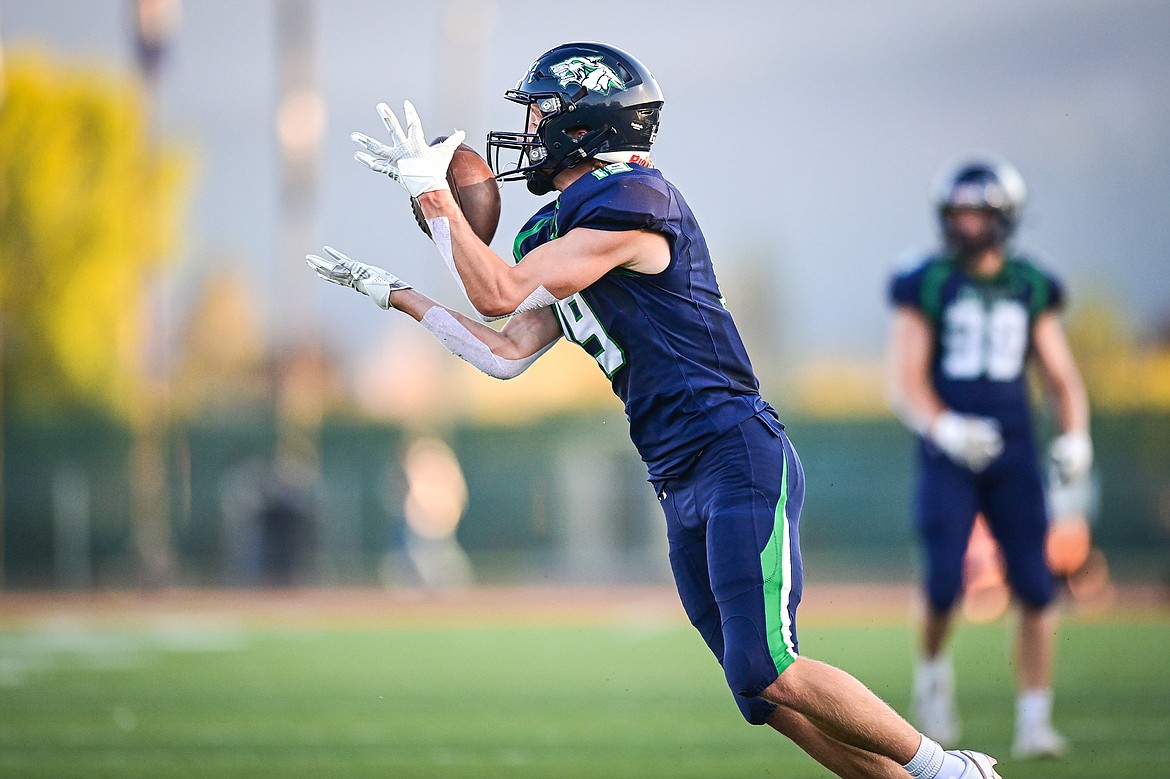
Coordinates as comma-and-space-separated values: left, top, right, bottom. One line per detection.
1012, 721, 1068, 759
913, 657, 960, 746
949, 750, 1002, 778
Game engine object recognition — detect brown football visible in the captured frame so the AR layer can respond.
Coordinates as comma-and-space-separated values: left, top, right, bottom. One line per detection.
411, 140, 502, 245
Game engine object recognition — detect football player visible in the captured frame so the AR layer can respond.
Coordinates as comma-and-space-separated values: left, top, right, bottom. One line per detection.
887, 157, 1092, 759
312, 42, 1001, 779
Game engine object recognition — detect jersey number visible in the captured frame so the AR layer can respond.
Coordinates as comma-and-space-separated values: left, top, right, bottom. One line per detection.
553, 294, 626, 377
941, 298, 1029, 381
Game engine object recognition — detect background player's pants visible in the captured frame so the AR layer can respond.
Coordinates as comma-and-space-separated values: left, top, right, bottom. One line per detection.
915, 439, 1054, 611
658, 413, 805, 725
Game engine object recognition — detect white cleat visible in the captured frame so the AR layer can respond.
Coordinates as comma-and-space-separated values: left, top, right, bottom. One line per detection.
912, 660, 960, 746
949, 750, 1002, 778
1012, 722, 1068, 759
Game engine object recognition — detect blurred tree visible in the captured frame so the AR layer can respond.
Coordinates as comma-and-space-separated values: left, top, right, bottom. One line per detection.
1063, 298, 1170, 411
172, 269, 270, 416
0, 52, 186, 417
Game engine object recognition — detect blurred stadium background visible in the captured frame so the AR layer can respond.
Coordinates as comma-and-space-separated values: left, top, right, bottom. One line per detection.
0, 1, 1168, 776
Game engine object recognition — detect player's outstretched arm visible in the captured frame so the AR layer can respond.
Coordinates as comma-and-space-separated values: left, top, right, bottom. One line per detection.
307, 246, 560, 379
392, 288, 562, 380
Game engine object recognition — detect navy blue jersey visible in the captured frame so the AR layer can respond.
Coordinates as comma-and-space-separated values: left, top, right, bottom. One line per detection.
888, 253, 1065, 437
513, 163, 771, 481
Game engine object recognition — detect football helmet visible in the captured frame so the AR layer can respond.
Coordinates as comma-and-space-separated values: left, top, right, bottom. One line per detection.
932, 157, 1027, 253
487, 42, 664, 195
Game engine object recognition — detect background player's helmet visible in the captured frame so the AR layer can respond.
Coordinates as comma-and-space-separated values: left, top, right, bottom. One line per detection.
487, 42, 664, 195
932, 157, 1028, 251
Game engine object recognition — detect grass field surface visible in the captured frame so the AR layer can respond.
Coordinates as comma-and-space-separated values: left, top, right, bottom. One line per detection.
0, 587, 1167, 778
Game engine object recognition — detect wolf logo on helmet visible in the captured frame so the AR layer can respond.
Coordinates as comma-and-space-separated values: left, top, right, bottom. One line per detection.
551, 56, 627, 95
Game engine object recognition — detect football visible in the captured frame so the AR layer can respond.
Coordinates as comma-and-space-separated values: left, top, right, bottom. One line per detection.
411, 139, 502, 245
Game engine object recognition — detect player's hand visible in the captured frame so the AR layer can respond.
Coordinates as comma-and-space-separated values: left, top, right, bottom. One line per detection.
929, 410, 1004, 472
306, 246, 411, 310
1049, 431, 1093, 484
351, 100, 465, 199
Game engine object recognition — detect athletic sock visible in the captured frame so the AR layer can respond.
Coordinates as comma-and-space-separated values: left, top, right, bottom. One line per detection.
1017, 688, 1054, 730
903, 735, 969, 778
917, 654, 951, 679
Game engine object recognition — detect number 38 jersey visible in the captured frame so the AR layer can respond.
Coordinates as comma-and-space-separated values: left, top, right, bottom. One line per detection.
888, 254, 1065, 437
513, 163, 771, 482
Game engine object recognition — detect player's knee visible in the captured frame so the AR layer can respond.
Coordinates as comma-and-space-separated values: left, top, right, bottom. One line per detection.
721, 615, 780, 723
734, 691, 777, 725
1009, 572, 1054, 608
927, 569, 964, 611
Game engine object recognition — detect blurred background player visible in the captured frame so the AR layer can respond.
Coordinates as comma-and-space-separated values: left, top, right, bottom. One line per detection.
886, 156, 1093, 759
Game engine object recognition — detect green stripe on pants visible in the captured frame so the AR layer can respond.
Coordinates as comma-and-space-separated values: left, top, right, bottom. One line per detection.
760, 450, 798, 674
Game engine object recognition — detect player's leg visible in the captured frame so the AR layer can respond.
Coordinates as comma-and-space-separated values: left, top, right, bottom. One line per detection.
767, 706, 910, 779
763, 660, 1004, 777
763, 656, 920, 761
750, 431, 996, 777
982, 448, 1066, 758
669, 418, 998, 777
911, 454, 979, 745
694, 418, 915, 766
661, 453, 778, 727
702, 421, 990, 776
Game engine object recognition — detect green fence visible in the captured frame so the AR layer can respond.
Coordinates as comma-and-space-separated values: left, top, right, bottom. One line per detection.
2, 411, 1167, 588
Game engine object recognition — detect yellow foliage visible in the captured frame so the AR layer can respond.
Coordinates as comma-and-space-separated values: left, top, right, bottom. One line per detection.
1064, 299, 1170, 411
171, 270, 274, 415
0, 50, 188, 417
455, 341, 621, 422
787, 358, 889, 418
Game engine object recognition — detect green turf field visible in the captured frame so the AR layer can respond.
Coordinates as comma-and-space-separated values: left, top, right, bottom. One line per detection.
1, 611, 1167, 778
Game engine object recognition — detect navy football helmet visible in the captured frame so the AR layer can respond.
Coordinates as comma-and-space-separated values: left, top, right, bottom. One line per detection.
932, 157, 1027, 252
487, 42, 664, 195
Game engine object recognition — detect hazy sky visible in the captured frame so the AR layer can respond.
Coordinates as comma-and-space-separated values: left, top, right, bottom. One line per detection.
4, 0, 1169, 371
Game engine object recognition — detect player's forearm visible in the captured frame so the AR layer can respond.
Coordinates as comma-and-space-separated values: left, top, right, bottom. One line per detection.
1051, 367, 1090, 434
1046, 340, 1090, 435
417, 190, 528, 317
385, 287, 438, 322
388, 288, 555, 379
886, 310, 945, 436
389, 288, 505, 347
1032, 313, 1091, 435
890, 378, 946, 437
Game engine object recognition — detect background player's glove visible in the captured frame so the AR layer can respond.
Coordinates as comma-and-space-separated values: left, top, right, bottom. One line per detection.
352, 100, 465, 199
306, 246, 411, 310
1049, 431, 1093, 484
929, 410, 1004, 472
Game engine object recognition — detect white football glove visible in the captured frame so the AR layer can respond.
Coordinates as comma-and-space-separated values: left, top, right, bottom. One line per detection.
929, 410, 1004, 473
351, 100, 465, 199
305, 246, 411, 310
1049, 431, 1093, 484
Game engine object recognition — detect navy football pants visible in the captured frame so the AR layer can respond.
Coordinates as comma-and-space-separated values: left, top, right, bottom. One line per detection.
915, 439, 1054, 611
658, 414, 805, 725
